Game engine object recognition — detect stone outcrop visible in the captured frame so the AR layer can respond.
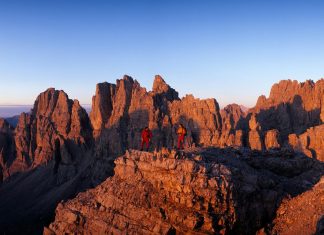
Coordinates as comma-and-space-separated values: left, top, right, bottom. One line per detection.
169, 95, 222, 147
288, 124, 324, 161
89, 76, 324, 162
90, 76, 158, 155
248, 114, 263, 150
152, 75, 179, 102
90, 75, 224, 157
47, 148, 324, 235
248, 131, 263, 151
272, 176, 324, 235
217, 104, 245, 147
220, 104, 245, 131
264, 129, 280, 150
244, 79, 324, 158
251, 79, 323, 138
90, 82, 116, 134
7, 88, 93, 178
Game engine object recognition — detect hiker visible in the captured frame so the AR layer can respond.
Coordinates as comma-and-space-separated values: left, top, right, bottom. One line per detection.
53, 138, 62, 174
177, 124, 187, 150
141, 127, 152, 151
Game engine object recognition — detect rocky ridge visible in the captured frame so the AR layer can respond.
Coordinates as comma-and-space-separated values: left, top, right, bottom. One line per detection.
90, 75, 246, 158
0, 75, 323, 234
47, 148, 324, 234
90, 76, 324, 162
252, 79, 324, 160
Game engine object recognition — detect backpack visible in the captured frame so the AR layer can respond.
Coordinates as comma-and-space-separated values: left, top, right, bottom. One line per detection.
178, 126, 187, 136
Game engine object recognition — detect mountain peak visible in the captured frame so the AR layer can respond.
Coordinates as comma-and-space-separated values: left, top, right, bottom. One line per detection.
152, 75, 179, 101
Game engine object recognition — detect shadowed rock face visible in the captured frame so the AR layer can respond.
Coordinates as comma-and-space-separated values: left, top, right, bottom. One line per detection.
0, 118, 14, 182
47, 148, 324, 235
251, 79, 323, 138
245, 79, 324, 158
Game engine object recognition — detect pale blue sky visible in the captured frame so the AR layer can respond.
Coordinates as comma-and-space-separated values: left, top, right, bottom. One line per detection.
0, 0, 323, 107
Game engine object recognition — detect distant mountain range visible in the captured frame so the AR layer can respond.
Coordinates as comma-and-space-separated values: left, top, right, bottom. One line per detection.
0, 105, 91, 128
4, 115, 19, 127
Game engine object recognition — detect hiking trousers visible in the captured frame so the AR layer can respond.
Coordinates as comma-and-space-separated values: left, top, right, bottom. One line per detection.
178, 134, 185, 149
141, 139, 150, 151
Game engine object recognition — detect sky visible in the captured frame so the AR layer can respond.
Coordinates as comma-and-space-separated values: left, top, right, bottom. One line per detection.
0, 0, 324, 108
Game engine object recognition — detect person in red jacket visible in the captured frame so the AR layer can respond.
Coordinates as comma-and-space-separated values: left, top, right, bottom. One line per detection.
141, 127, 152, 151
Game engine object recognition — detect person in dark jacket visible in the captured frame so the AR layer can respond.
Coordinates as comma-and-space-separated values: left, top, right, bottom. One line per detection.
141, 127, 152, 151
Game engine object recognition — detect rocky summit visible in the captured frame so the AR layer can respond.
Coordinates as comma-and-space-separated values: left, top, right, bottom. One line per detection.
46, 148, 324, 235
89, 76, 324, 161
1, 88, 93, 181
0, 75, 323, 234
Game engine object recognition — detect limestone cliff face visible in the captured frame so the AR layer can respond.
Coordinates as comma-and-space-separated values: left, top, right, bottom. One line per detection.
264, 129, 281, 150
220, 104, 245, 131
248, 114, 263, 151
8, 88, 93, 177
90, 76, 324, 162
213, 104, 246, 148
90, 76, 158, 155
252, 79, 323, 137
169, 95, 222, 147
288, 124, 324, 161
246, 79, 324, 156
47, 148, 324, 235
90, 75, 224, 156
152, 75, 179, 102
90, 82, 116, 133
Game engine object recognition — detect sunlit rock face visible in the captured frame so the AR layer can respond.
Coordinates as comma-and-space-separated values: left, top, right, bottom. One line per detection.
1, 75, 324, 234
272, 176, 324, 235
5, 88, 93, 179
246, 79, 324, 159
89, 76, 324, 162
90, 75, 225, 157
250, 79, 323, 138
47, 148, 324, 234
264, 129, 280, 150
288, 124, 324, 161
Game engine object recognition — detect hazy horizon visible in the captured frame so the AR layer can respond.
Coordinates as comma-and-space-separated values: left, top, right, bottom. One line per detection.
0, 104, 92, 118
1, 1, 324, 107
